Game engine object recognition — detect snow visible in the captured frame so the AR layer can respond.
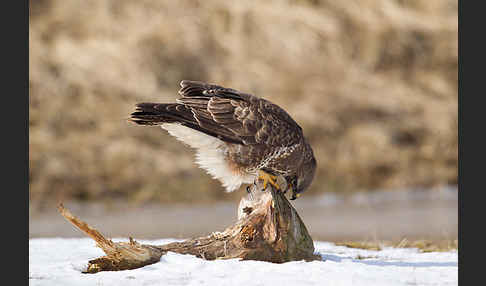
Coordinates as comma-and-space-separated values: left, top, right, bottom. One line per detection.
29, 238, 458, 286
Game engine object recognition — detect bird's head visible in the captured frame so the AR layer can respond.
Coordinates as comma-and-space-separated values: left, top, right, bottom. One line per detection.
290, 155, 317, 200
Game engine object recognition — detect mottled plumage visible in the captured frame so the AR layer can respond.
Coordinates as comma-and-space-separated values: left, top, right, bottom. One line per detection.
130, 80, 316, 199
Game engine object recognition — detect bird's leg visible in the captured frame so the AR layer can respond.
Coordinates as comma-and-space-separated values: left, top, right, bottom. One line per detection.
258, 170, 281, 191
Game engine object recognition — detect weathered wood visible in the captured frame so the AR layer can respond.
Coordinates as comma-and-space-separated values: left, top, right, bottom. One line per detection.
58, 204, 165, 273
58, 180, 321, 273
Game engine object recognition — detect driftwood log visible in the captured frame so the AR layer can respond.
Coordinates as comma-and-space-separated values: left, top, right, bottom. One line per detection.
58, 179, 321, 273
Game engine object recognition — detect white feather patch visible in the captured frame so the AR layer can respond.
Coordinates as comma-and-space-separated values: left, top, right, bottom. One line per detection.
161, 123, 254, 192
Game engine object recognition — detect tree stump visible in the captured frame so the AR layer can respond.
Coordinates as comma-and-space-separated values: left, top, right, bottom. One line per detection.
58, 180, 321, 273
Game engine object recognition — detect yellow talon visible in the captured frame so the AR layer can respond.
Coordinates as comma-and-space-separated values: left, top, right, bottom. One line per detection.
258, 170, 281, 190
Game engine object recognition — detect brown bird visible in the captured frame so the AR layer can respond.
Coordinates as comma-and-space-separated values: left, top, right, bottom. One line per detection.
129, 80, 316, 200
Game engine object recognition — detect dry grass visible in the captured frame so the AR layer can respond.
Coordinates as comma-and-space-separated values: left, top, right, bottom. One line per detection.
335, 241, 383, 251
29, 0, 457, 205
335, 238, 458, 253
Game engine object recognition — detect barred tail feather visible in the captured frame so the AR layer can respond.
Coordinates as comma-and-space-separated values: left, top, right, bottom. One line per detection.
129, 103, 189, 125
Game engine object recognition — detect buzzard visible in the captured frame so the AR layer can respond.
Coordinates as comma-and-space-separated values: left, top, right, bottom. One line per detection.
129, 80, 316, 200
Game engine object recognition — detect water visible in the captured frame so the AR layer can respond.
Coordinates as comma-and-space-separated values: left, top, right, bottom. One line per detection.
29, 186, 457, 242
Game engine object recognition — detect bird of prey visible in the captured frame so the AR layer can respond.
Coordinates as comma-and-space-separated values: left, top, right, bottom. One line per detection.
129, 80, 316, 200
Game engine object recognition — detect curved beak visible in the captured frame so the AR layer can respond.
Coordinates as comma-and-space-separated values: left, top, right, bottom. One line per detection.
290, 193, 301, 200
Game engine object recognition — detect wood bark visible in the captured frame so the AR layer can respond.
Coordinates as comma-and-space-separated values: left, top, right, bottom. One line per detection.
58, 180, 321, 273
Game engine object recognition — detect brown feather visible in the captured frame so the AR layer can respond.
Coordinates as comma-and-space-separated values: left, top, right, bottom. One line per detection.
130, 80, 316, 196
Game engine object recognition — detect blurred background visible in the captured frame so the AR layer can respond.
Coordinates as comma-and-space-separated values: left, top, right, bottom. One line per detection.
29, 0, 457, 245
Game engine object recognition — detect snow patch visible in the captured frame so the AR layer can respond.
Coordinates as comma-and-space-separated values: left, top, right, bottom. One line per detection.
29, 238, 458, 286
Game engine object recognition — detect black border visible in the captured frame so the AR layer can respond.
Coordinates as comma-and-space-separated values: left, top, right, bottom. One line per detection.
457, 0, 462, 281
5, 0, 28, 283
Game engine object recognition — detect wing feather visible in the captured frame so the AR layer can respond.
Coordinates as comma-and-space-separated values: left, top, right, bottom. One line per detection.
131, 80, 304, 147
180, 81, 303, 146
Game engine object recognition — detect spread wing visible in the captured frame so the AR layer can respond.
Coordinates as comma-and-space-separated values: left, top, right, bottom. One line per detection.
130, 80, 303, 147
